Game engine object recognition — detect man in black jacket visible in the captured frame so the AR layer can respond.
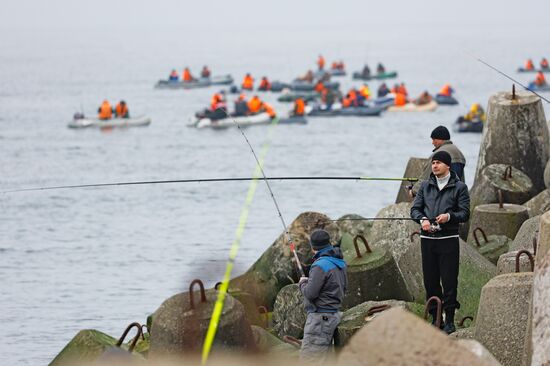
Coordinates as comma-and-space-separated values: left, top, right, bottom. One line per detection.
410, 151, 470, 334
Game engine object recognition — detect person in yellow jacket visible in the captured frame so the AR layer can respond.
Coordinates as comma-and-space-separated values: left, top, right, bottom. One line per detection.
463, 103, 486, 122
98, 100, 113, 120
359, 84, 371, 100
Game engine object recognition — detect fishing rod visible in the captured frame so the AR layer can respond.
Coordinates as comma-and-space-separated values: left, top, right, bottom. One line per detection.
2, 176, 418, 194
468, 53, 550, 104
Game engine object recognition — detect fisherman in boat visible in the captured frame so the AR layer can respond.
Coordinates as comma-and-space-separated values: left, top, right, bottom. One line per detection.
534, 71, 547, 86
413, 91, 433, 106
98, 100, 113, 120
183, 67, 195, 82
234, 94, 249, 117
437, 84, 454, 98
541, 58, 549, 70
242, 73, 254, 90
169, 69, 179, 81
376, 62, 386, 74
258, 76, 271, 91
361, 64, 371, 78
247, 95, 263, 115
377, 83, 390, 97
115, 100, 129, 118
317, 55, 325, 70
293, 97, 306, 116
200, 66, 211, 78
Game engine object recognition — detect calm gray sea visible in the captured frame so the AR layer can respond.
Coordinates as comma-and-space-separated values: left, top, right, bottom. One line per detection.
1, 21, 549, 364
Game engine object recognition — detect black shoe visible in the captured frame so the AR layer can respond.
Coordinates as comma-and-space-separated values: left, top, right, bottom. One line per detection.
443, 322, 456, 334
443, 309, 456, 334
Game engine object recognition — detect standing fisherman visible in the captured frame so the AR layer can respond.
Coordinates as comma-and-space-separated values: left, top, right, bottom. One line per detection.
410, 151, 470, 334
424, 126, 466, 182
299, 229, 347, 363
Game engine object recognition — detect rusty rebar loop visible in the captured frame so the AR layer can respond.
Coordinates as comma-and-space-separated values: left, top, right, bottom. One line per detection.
512, 84, 516, 100
116, 322, 143, 352
498, 189, 504, 209
515, 250, 535, 273
533, 231, 539, 255
189, 279, 207, 309
502, 165, 513, 180
458, 316, 474, 327
353, 234, 372, 258
282, 335, 302, 348
473, 227, 489, 247
258, 306, 269, 328
366, 304, 392, 316
410, 231, 420, 243
424, 296, 442, 329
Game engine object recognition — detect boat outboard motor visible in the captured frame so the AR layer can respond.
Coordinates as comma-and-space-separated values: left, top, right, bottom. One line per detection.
73, 112, 84, 120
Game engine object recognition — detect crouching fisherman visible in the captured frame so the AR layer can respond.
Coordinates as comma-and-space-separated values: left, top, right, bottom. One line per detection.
299, 229, 347, 363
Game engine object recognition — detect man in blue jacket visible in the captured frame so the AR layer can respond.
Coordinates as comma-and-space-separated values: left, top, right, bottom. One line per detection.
411, 151, 470, 334
299, 229, 347, 362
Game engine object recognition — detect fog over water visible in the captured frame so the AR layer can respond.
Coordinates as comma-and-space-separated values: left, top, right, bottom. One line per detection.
1, 0, 549, 364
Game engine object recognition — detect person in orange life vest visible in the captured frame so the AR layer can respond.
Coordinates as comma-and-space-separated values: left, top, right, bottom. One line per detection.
541, 58, 549, 69
394, 92, 407, 106
247, 95, 262, 114
535, 71, 547, 86
347, 89, 359, 107
115, 100, 129, 118
183, 67, 196, 82
359, 84, 371, 100
336, 61, 345, 70
98, 100, 113, 120
398, 83, 408, 96
201, 66, 211, 78
525, 59, 535, 70
342, 96, 351, 108
438, 84, 454, 97
317, 55, 325, 70
210, 92, 225, 111
314, 80, 325, 93
169, 69, 179, 81
413, 91, 433, 106
331, 61, 338, 70
242, 73, 254, 90
390, 84, 400, 94
262, 102, 276, 118
258, 76, 271, 91
293, 98, 306, 116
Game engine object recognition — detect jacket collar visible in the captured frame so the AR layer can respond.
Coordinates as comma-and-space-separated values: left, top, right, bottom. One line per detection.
428, 170, 458, 188
432, 140, 453, 152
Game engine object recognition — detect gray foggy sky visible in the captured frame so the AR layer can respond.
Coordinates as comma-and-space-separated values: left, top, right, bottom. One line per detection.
2, 0, 549, 31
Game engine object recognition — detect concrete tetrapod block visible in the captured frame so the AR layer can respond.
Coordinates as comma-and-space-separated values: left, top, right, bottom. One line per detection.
524, 189, 550, 218
340, 233, 412, 309
250, 325, 297, 356
454, 339, 502, 366
149, 285, 255, 357
230, 212, 340, 309
336, 300, 424, 347
337, 308, 497, 366
271, 284, 307, 339
545, 159, 550, 189
538, 210, 550, 264
468, 230, 512, 265
467, 203, 529, 241
335, 213, 373, 242
370, 202, 418, 257
473, 90, 549, 193
395, 157, 429, 204
509, 215, 540, 252
470, 164, 534, 213
49, 330, 118, 366
496, 250, 535, 275
531, 249, 550, 366
474, 272, 533, 366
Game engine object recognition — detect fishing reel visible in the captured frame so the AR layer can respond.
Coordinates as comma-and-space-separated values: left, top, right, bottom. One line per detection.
429, 222, 442, 233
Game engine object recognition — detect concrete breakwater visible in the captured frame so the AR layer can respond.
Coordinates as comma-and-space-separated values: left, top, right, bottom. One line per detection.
49, 90, 550, 366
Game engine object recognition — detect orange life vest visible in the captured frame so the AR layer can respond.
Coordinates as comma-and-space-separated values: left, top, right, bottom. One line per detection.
439, 84, 452, 97
201, 67, 211, 78
541, 59, 549, 69
535, 72, 546, 86
398, 84, 408, 96
242, 75, 254, 90
394, 93, 407, 106
247, 97, 262, 113
98, 101, 112, 119
525, 60, 535, 70
317, 56, 325, 70
115, 103, 128, 117
294, 98, 305, 116
262, 102, 276, 118
359, 86, 370, 99
183, 69, 193, 82
314, 81, 325, 93
210, 94, 223, 111
259, 78, 271, 90
342, 97, 351, 108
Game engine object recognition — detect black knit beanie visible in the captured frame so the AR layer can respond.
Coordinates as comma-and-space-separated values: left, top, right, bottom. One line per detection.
430, 125, 451, 140
432, 151, 452, 167
310, 229, 332, 250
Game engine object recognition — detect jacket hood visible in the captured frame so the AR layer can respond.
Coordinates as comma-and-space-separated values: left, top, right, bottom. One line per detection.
314, 246, 346, 269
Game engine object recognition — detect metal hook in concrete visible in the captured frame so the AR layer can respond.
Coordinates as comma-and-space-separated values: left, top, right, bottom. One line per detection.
410, 231, 420, 242
282, 335, 302, 349
424, 296, 442, 329
189, 279, 207, 309
502, 165, 513, 180
115, 322, 143, 353
498, 189, 504, 209
367, 304, 392, 316
515, 250, 535, 273
258, 306, 269, 328
458, 316, 474, 327
533, 231, 538, 255
353, 234, 372, 258
473, 227, 489, 247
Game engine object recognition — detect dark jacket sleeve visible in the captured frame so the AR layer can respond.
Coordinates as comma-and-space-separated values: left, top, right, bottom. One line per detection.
451, 163, 465, 182
299, 266, 325, 302
449, 183, 470, 223
410, 183, 427, 222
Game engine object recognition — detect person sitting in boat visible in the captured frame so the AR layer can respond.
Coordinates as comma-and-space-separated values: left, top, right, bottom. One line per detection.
359, 84, 371, 100
258, 76, 271, 91
183, 67, 195, 82
377, 63, 386, 74
115, 100, 129, 118
525, 59, 535, 71
361, 64, 371, 78
293, 97, 306, 116
463, 103, 486, 122
398, 83, 408, 97
234, 94, 249, 116
247, 95, 263, 115
97, 100, 113, 120
210, 92, 226, 111
200, 66, 211, 78
437, 84, 454, 97
541, 58, 549, 70
169, 69, 179, 81
331, 61, 345, 70
317, 55, 325, 70
394, 92, 407, 106
535, 71, 547, 86
314, 80, 325, 93
377, 83, 390, 97
299, 70, 315, 83
242, 73, 254, 90
342, 89, 359, 108
261, 102, 277, 118
412, 91, 433, 106
390, 84, 400, 94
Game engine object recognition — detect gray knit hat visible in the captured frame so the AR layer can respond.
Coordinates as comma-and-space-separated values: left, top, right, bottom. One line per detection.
310, 229, 331, 250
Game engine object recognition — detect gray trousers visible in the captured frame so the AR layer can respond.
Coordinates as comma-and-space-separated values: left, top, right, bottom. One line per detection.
300, 312, 342, 363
